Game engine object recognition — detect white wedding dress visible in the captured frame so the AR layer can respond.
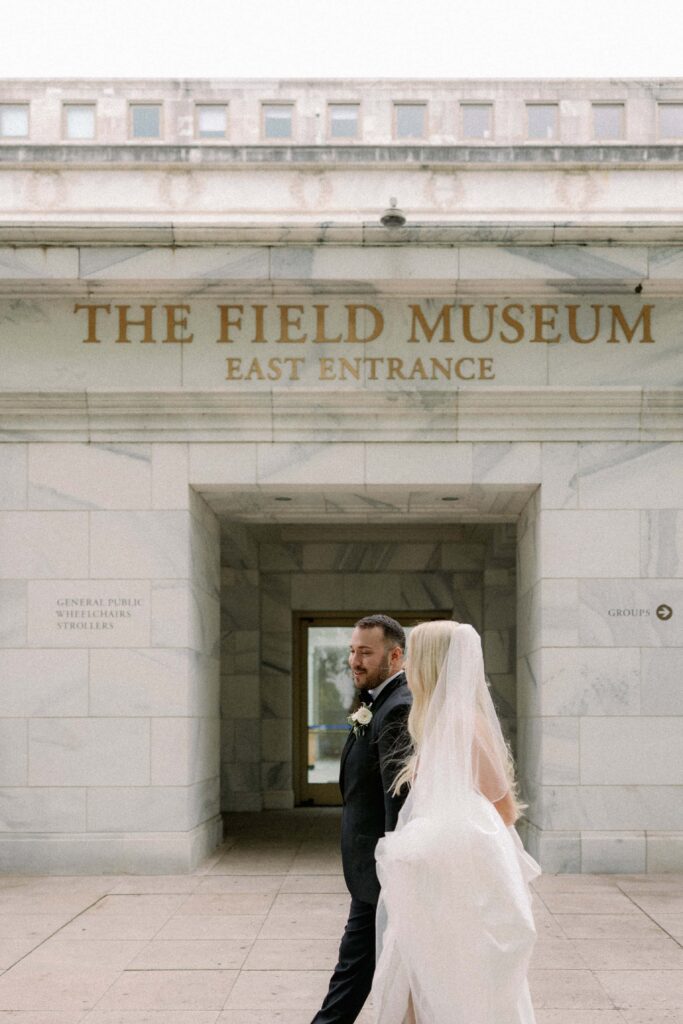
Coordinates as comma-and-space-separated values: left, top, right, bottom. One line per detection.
371, 624, 540, 1024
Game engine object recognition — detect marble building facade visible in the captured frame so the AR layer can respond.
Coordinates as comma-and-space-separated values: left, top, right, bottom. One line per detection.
0, 79, 682, 876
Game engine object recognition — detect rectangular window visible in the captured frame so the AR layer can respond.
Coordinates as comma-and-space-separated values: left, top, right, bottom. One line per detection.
527, 103, 558, 140
64, 104, 95, 140
329, 103, 359, 139
658, 103, 683, 138
394, 103, 426, 139
196, 104, 227, 139
0, 104, 29, 138
130, 104, 161, 139
263, 104, 293, 139
592, 103, 625, 140
462, 104, 493, 140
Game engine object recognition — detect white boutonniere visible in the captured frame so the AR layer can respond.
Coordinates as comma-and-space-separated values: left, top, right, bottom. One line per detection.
348, 703, 373, 738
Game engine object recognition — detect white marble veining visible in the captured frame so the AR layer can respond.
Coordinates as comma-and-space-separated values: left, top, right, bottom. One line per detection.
0, 511, 88, 579
189, 443, 258, 486
151, 443, 190, 509
28, 718, 150, 787
0, 246, 78, 279
0, 444, 27, 509
581, 831, 646, 874
89, 648, 196, 716
459, 245, 649, 282
80, 246, 269, 281
90, 511, 192, 580
539, 784, 682, 831
28, 443, 152, 510
540, 509, 641, 579
641, 648, 683, 714
540, 443, 579, 509
258, 443, 365, 487
151, 717, 220, 787
578, 442, 683, 509
580, 717, 683, 785
0, 648, 88, 716
641, 509, 683, 577
540, 646, 641, 716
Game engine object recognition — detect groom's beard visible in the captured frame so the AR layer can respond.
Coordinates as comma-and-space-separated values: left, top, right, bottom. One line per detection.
352, 654, 392, 693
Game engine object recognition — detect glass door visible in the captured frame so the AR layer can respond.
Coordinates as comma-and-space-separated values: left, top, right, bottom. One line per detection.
293, 611, 449, 806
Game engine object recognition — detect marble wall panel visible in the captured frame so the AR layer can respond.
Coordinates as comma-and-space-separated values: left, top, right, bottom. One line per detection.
28, 718, 150, 787
580, 717, 683, 785
646, 832, 683, 872
535, 832, 582, 874
540, 443, 579, 509
0, 246, 78, 279
259, 542, 304, 572
221, 569, 260, 630
397, 572, 454, 612
0, 511, 88, 579
581, 831, 646, 874
458, 245, 648, 282
540, 785, 682, 830
189, 443, 258, 486
221, 674, 261, 719
0, 648, 88, 716
89, 648, 194, 716
0, 719, 27, 785
0, 580, 26, 646
261, 719, 292, 763
86, 786, 192, 832
28, 579, 151, 648
365, 443, 473, 486
0, 445, 27, 509
260, 669, 292, 721
540, 647, 641, 716
90, 511, 192, 579
190, 495, 221, 600
483, 629, 512, 674
517, 651, 541, 718
79, 246, 269, 281
472, 443, 541, 485
641, 509, 683, 577
260, 574, 292, 632
342, 572, 403, 611
301, 542, 440, 573
221, 629, 260, 674
28, 443, 152, 510
440, 542, 486, 571
233, 719, 261, 764
578, 442, 683, 509
151, 717, 220, 786
152, 443, 190, 509
540, 510, 641, 579
641, 648, 683, 714
538, 579, 580, 648
257, 443, 365, 487
0, 788, 86, 832
578, 579, 683, 646
517, 716, 580, 787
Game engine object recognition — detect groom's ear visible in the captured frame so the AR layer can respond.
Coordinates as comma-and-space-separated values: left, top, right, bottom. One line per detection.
388, 644, 404, 669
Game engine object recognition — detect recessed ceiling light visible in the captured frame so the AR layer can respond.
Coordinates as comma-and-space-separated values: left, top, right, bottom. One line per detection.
274, 496, 292, 502
441, 496, 460, 502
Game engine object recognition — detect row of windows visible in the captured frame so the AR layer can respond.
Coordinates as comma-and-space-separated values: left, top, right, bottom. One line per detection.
2, 100, 683, 143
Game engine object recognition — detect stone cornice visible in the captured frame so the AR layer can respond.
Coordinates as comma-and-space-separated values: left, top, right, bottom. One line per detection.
0, 388, 680, 443
3, 143, 683, 170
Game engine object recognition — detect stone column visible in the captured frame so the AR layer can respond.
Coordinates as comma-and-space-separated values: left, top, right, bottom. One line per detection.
518, 441, 683, 872
0, 442, 221, 874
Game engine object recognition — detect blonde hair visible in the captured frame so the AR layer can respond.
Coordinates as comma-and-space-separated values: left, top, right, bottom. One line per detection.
393, 620, 525, 821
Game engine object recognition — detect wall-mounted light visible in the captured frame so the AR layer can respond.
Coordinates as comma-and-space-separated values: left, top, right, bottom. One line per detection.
380, 197, 406, 227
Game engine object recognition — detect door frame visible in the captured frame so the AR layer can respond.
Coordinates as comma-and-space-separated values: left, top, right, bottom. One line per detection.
292, 610, 451, 806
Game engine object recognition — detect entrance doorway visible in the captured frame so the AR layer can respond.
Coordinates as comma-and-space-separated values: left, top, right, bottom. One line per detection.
293, 610, 449, 806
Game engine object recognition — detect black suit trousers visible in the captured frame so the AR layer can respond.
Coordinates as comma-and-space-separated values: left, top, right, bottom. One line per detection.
310, 895, 376, 1024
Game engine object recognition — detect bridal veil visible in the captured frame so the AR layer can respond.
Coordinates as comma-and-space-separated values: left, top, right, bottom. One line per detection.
372, 622, 540, 1024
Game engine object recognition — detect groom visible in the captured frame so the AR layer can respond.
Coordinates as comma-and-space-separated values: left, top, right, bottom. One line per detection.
311, 613, 412, 1024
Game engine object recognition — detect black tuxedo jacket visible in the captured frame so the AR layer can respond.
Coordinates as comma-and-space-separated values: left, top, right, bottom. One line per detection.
339, 673, 412, 905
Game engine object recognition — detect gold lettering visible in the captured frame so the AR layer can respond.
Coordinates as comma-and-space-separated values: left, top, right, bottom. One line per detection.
500, 304, 525, 344
408, 358, 428, 380
387, 357, 407, 380
252, 304, 268, 343
346, 304, 384, 343
479, 357, 495, 380
339, 357, 361, 381
283, 357, 305, 380
565, 304, 601, 343
277, 305, 307, 343
245, 357, 265, 380
74, 303, 111, 343
267, 358, 283, 381
313, 304, 342, 344
217, 305, 244, 343
430, 357, 452, 380
454, 357, 476, 380
116, 304, 156, 344
164, 305, 193, 344
364, 357, 382, 380
319, 357, 336, 380
461, 304, 496, 343
408, 303, 454, 343
607, 304, 655, 343
531, 304, 560, 343
225, 357, 242, 380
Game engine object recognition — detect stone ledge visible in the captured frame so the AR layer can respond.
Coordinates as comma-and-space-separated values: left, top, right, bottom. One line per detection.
0, 388, 680, 442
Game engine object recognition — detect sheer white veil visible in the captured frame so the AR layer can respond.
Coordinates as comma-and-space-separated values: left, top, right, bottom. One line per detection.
372, 622, 539, 1024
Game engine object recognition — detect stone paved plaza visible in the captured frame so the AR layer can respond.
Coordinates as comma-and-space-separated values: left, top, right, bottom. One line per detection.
0, 811, 680, 1023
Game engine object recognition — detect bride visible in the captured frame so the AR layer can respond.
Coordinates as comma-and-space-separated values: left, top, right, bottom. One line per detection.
371, 620, 540, 1024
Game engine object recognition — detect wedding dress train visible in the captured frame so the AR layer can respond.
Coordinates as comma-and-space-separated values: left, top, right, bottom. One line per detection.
371, 624, 540, 1024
